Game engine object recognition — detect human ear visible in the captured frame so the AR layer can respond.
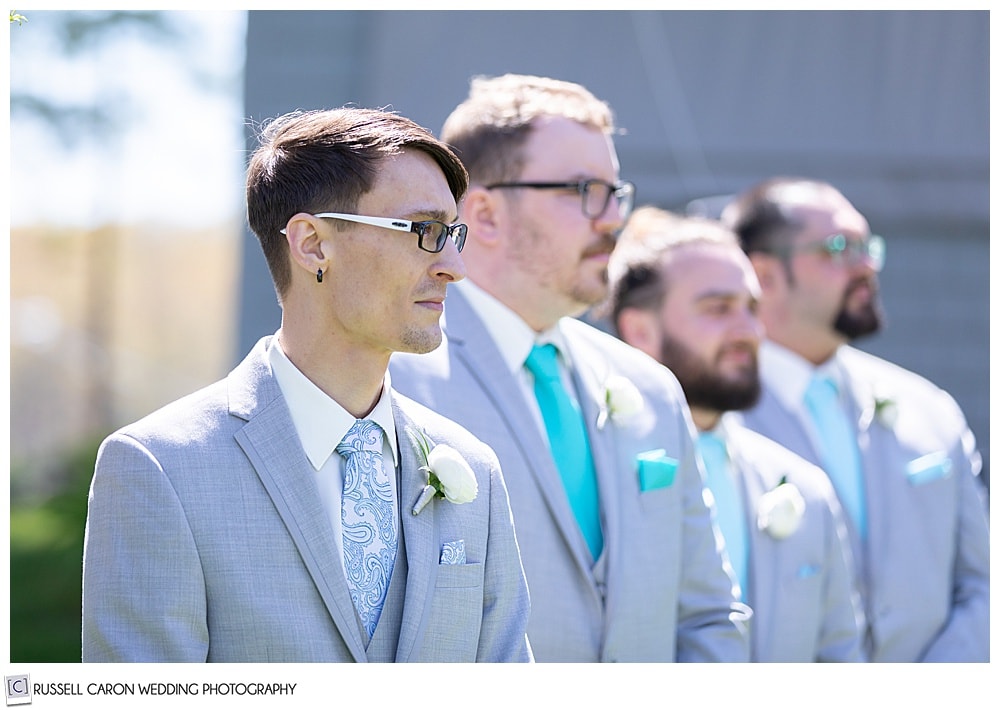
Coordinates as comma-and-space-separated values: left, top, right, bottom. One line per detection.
615, 307, 661, 360
284, 213, 330, 278
462, 186, 503, 247
749, 253, 783, 294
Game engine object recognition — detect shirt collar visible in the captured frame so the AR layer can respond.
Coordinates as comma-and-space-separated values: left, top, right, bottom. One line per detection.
759, 339, 847, 410
268, 335, 399, 471
456, 279, 575, 372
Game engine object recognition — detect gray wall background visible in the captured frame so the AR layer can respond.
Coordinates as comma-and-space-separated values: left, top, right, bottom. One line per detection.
237, 10, 989, 488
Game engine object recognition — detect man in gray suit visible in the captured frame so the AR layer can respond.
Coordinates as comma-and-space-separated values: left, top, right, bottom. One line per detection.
390, 74, 750, 662
608, 207, 865, 661
82, 107, 532, 662
720, 177, 989, 661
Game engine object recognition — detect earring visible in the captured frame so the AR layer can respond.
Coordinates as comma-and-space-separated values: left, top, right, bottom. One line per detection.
316, 268, 324, 283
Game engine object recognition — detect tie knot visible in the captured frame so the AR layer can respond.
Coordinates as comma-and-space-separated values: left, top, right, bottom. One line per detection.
336, 419, 384, 456
697, 432, 728, 473
525, 343, 561, 382
804, 374, 839, 407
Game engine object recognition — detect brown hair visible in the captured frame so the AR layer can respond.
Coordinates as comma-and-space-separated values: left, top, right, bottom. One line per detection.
440, 73, 616, 186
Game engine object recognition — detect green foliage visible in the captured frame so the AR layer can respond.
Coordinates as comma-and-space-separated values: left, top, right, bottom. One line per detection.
9, 439, 100, 662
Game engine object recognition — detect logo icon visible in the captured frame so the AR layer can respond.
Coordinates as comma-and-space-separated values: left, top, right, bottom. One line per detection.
5, 675, 31, 706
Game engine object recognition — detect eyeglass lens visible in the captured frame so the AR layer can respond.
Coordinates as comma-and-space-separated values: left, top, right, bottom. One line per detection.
583, 181, 634, 219
415, 221, 467, 253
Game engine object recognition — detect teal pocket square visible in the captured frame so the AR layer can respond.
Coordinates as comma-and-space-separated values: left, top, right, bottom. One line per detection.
637, 450, 679, 492
906, 451, 953, 486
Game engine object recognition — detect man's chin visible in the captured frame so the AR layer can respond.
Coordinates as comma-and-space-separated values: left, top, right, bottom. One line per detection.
399, 328, 443, 355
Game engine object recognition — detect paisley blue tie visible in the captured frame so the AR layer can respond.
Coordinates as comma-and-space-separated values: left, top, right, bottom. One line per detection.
525, 343, 603, 561
338, 419, 396, 639
803, 375, 867, 540
697, 431, 749, 600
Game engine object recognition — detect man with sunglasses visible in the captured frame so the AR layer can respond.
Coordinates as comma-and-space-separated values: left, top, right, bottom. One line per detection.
391, 74, 750, 662
721, 176, 989, 662
83, 107, 532, 662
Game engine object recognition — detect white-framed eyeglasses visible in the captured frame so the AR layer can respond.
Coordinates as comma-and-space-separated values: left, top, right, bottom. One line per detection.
281, 212, 467, 253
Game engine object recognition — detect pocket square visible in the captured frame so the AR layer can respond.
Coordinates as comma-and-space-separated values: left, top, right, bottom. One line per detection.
906, 451, 953, 486
797, 564, 822, 579
636, 449, 679, 492
440, 539, 466, 565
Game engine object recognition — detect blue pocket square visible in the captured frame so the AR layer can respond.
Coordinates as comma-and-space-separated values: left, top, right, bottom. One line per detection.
636, 450, 679, 492
440, 539, 466, 565
906, 452, 953, 486
797, 564, 821, 579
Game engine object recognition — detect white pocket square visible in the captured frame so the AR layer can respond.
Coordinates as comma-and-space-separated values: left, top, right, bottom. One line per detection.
440, 539, 466, 565
906, 451, 953, 486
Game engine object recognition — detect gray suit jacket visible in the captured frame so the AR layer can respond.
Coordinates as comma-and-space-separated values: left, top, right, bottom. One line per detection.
82, 336, 532, 662
723, 422, 865, 661
390, 288, 750, 662
739, 345, 990, 662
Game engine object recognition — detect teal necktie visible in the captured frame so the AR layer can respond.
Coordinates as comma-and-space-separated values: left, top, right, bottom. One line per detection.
803, 374, 867, 540
525, 343, 603, 561
696, 431, 748, 600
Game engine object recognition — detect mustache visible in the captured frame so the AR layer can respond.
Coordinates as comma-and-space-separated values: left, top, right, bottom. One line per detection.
845, 274, 877, 296
582, 233, 618, 258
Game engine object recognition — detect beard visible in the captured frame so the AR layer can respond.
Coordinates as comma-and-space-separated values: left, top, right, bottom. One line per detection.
833, 275, 884, 340
660, 336, 761, 413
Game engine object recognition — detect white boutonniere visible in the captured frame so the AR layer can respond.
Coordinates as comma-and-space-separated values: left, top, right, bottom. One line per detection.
756, 476, 806, 540
410, 430, 478, 516
596, 374, 644, 430
874, 395, 898, 429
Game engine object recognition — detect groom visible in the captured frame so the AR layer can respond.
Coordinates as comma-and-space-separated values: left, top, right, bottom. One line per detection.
82, 107, 532, 662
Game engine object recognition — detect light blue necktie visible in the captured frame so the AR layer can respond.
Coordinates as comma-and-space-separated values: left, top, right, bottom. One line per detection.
525, 343, 603, 561
338, 418, 397, 639
697, 431, 749, 600
803, 374, 867, 540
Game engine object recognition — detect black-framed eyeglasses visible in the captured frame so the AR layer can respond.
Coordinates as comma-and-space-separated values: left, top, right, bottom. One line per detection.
780, 233, 886, 272
281, 212, 467, 253
485, 179, 636, 220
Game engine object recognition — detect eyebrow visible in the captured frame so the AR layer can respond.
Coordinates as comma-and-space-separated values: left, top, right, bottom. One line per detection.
404, 208, 456, 223
694, 289, 741, 302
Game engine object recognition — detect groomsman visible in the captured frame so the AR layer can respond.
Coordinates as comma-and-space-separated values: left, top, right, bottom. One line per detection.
722, 177, 989, 662
83, 107, 532, 662
609, 207, 865, 661
391, 73, 750, 662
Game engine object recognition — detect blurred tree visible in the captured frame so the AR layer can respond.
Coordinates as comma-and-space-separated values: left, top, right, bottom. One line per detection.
10, 11, 183, 146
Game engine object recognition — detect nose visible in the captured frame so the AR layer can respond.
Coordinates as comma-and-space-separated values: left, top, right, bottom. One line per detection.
732, 306, 764, 344
433, 236, 467, 283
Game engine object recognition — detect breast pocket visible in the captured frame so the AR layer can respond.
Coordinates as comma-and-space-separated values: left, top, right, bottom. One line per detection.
420, 563, 485, 661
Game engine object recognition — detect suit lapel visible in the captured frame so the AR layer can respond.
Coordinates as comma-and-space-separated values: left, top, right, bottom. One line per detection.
229, 341, 367, 662
563, 330, 621, 555
728, 436, 771, 658
444, 291, 594, 574
392, 405, 439, 662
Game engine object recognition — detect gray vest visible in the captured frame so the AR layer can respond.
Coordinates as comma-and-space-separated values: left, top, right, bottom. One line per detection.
364, 510, 407, 661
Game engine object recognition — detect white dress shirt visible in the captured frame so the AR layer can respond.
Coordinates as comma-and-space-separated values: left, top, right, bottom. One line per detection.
756, 340, 851, 454
455, 279, 583, 443
267, 334, 399, 577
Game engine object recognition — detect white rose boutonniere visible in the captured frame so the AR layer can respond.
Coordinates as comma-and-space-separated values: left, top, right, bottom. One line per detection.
597, 374, 644, 430
874, 395, 898, 429
756, 476, 806, 540
411, 430, 479, 516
